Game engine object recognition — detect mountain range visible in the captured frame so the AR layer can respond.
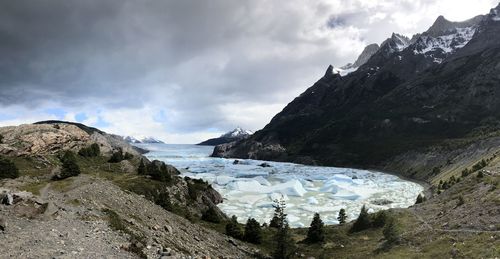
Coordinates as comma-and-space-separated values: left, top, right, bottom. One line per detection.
122, 135, 165, 144
213, 4, 500, 181
198, 127, 253, 146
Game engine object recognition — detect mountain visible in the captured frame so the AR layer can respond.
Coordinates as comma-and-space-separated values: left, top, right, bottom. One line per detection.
213, 4, 500, 181
335, 43, 380, 76
197, 127, 253, 146
123, 135, 165, 144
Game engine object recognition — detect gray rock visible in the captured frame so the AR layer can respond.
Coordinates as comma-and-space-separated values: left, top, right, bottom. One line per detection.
1, 193, 13, 205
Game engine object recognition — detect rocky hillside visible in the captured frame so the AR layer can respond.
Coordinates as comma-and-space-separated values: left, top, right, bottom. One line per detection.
213, 4, 500, 182
0, 121, 256, 258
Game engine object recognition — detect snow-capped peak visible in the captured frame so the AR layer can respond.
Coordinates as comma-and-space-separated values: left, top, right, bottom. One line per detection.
123, 135, 165, 144
221, 127, 253, 138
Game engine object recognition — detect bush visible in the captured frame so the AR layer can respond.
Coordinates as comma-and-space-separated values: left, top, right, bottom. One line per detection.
226, 215, 243, 239
457, 195, 465, 206
415, 194, 425, 204
108, 149, 125, 163
0, 156, 19, 179
337, 208, 347, 225
124, 152, 134, 160
78, 143, 100, 157
201, 207, 222, 223
383, 217, 400, 244
351, 205, 371, 232
305, 213, 325, 243
472, 159, 487, 172
137, 159, 147, 175
244, 218, 262, 244
477, 171, 484, 178
0, 134, 3, 144
372, 210, 388, 228
54, 151, 81, 180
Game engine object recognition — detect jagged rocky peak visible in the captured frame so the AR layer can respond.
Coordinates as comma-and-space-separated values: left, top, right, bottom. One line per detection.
198, 127, 253, 146
351, 43, 380, 67
488, 3, 500, 21
340, 43, 380, 72
380, 33, 410, 53
424, 15, 484, 37
123, 135, 165, 144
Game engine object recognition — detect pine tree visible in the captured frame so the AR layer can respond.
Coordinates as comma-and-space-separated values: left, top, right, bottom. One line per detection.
306, 213, 324, 243
55, 151, 81, 180
138, 159, 147, 175
350, 205, 371, 232
415, 194, 424, 204
244, 218, 262, 244
383, 217, 400, 244
225, 215, 243, 239
337, 208, 347, 225
272, 198, 294, 259
270, 198, 285, 228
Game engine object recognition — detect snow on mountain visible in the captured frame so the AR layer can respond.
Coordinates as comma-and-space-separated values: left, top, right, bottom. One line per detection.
335, 43, 380, 76
413, 27, 476, 55
198, 127, 253, 146
123, 135, 165, 144
221, 127, 253, 138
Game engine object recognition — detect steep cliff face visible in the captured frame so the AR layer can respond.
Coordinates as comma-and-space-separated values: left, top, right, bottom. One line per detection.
214, 6, 500, 181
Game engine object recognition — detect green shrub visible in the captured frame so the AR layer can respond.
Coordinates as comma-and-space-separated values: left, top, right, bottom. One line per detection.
78, 143, 100, 157
244, 218, 262, 244
457, 195, 465, 206
137, 159, 147, 175
0, 156, 19, 179
108, 149, 125, 163
477, 171, 484, 178
372, 210, 388, 228
124, 152, 134, 160
0, 134, 3, 144
350, 205, 371, 232
415, 194, 425, 204
383, 217, 400, 244
305, 213, 324, 243
202, 207, 222, 223
472, 159, 487, 172
54, 151, 81, 180
226, 215, 243, 239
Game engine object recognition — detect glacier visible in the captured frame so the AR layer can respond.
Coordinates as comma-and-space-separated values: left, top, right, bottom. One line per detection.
140, 144, 424, 228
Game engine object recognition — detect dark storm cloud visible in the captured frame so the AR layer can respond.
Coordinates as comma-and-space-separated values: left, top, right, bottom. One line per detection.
1, 0, 496, 140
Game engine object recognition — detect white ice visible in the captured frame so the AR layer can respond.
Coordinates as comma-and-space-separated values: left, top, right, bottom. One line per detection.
140, 144, 424, 228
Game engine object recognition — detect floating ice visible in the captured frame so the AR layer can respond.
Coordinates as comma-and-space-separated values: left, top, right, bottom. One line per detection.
141, 144, 424, 228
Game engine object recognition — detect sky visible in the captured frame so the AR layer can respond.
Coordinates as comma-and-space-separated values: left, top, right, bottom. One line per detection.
0, 0, 498, 143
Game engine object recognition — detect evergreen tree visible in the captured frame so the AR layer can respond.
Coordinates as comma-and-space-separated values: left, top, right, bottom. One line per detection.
306, 213, 324, 243
477, 170, 484, 178
138, 159, 147, 175
383, 217, 400, 244
272, 198, 295, 259
108, 148, 124, 163
337, 208, 347, 225
0, 156, 19, 179
415, 194, 424, 204
270, 198, 285, 228
372, 210, 388, 228
55, 151, 81, 180
350, 205, 371, 232
226, 215, 243, 239
244, 218, 262, 244
201, 207, 221, 223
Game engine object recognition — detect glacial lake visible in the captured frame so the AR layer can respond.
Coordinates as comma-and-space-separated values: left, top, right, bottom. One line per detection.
139, 144, 423, 228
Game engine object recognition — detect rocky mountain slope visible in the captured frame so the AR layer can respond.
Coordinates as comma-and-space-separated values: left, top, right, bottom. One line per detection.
0, 121, 256, 258
213, 4, 500, 182
198, 127, 253, 146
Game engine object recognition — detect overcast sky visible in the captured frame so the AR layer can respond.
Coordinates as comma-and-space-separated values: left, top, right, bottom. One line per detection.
0, 0, 498, 143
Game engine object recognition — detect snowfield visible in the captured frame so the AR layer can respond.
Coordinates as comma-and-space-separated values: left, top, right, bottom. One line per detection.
140, 144, 424, 228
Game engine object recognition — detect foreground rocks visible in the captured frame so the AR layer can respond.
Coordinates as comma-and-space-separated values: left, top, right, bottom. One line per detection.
0, 175, 255, 258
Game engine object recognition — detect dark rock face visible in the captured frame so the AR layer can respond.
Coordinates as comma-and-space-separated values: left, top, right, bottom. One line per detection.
216, 7, 500, 171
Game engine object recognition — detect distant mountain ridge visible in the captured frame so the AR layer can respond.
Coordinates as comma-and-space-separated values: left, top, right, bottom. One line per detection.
123, 135, 165, 144
198, 127, 253, 146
